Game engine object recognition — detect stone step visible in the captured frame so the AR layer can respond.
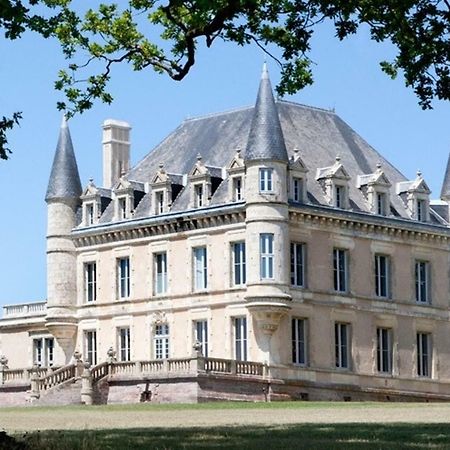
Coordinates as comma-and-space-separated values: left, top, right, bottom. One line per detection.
32, 378, 83, 406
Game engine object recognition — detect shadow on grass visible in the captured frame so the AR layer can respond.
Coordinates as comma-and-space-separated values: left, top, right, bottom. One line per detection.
9, 424, 450, 450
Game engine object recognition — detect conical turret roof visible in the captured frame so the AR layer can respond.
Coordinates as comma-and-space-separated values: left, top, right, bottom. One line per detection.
45, 116, 82, 202
245, 63, 288, 162
441, 152, 450, 200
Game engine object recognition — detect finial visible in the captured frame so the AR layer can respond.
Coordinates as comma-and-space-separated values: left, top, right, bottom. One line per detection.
235, 146, 241, 156
89, 177, 94, 185
261, 61, 269, 80
159, 162, 164, 170
417, 169, 422, 178
196, 153, 202, 162
61, 114, 68, 128
335, 155, 341, 163
376, 163, 382, 172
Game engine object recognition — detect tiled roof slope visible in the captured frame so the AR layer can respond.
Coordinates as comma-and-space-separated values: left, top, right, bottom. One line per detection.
128, 100, 417, 218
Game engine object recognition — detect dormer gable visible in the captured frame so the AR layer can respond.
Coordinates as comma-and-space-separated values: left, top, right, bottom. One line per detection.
316, 156, 351, 209
396, 171, 431, 222
357, 164, 392, 215
80, 178, 112, 226
289, 148, 308, 203
150, 163, 184, 214
113, 174, 145, 221
227, 149, 245, 202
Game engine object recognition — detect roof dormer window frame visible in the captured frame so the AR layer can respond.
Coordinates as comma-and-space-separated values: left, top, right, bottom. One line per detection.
316, 157, 351, 210
84, 201, 97, 226
152, 189, 167, 215
288, 148, 308, 204
114, 192, 133, 221
396, 172, 431, 222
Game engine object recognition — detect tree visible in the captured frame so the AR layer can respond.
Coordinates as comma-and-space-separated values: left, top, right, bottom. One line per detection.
1, 0, 449, 160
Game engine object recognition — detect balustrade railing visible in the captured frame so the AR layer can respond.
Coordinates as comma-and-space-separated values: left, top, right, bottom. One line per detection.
204, 357, 232, 373
236, 361, 265, 376
2, 302, 47, 318
140, 360, 164, 373
37, 364, 76, 391
168, 358, 191, 373
91, 361, 110, 383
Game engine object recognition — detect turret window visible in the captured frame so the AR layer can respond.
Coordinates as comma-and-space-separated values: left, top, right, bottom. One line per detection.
259, 168, 273, 192
260, 233, 274, 279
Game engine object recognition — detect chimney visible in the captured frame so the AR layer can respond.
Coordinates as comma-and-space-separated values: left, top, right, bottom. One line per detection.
102, 119, 131, 189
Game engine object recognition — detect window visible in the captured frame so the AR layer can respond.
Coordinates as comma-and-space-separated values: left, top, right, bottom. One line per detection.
232, 242, 246, 286
86, 202, 95, 225
195, 184, 204, 207
335, 323, 351, 369
376, 192, 387, 216
415, 261, 430, 304
376, 328, 392, 374
417, 333, 431, 377
259, 168, 273, 192
154, 252, 168, 295
293, 178, 304, 202
118, 197, 127, 220
118, 257, 131, 299
375, 255, 390, 298
260, 233, 274, 279
292, 318, 307, 365
154, 324, 169, 359
85, 330, 97, 366
417, 199, 426, 222
118, 327, 131, 361
291, 243, 305, 287
234, 317, 247, 361
233, 177, 243, 201
33, 338, 54, 367
194, 320, 208, 357
193, 247, 207, 290
84, 262, 97, 303
333, 248, 348, 292
155, 191, 164, 214
335, 185, 345, 208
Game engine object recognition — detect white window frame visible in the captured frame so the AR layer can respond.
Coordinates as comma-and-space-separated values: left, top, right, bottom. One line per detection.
417, 332, 432, 377
333, 248, 348, 293
84, 330, 97, 366
155, 190, 165, 215
85, 202, 95, 226
290, 242, 305, 287
375, 254, 390, 298
234, 317, 247, 361
117, 196, 127, 220
33, 337, 55, 367
376, 327, 392, 374
335, 322, 351, 369
84, 262, 97, 303
118, 327, 131, 362
117, 257, 131, 299
154, 324, 170, 359
260, 233, 274, 279
293, 177, 304, 202
233, 176, 243, 201
193, 247, 208, 291
292, 318, 307, 365
259, 168, 273, 193
154, 252, 168, 295
194, 320, 208, 357
194, 184, 204, 208
232, 242, 246, 286
415, 260, 430, 304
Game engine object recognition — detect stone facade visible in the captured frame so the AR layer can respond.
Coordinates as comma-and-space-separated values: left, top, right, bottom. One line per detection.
1, 65, 450, 404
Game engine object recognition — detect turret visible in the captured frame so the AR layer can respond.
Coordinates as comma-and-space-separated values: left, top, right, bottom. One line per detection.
45, 117, 82, 363
244, 64, 291, 364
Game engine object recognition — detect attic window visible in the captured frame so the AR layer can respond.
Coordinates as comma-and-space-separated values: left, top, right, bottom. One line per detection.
377, 192, 387, 216
155, 191, 164, 214
85, 202, 95, 226
417, 199, 426, 222
118, 197, 127, 220
195, 184, 204, 207
293, 178, 304, 203
335, 185, 346, 208
233, 177, 243, 201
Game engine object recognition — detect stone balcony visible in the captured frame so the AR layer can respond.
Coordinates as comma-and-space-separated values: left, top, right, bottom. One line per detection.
2, 301, 47, 319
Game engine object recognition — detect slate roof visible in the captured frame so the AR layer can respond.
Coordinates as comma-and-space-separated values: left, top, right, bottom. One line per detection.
46, 117, 82, 202
441, 153, 450, 200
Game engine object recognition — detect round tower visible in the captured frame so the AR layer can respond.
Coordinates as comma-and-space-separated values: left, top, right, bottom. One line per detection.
244, 64, 291, 364
45, 117, 82, 363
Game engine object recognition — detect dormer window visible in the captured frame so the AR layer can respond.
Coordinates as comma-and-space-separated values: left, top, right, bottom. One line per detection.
86, 203, 95, 225
80, 179, 111, 227
396, 171, 431, 222
155, 191, 165, 215
316, 157, 350, 210
293, 178, 304, 203
357, 164, 391, 216
335, 185, 345, 208
259, 168, 273, 192
417, 199, 426, 222
195, 184, 204, 207
376, 192, 387, 216
118, 197, 127, 220
227, 149, 246, 203
233, 177, 243, 201
289, 149, 308, 203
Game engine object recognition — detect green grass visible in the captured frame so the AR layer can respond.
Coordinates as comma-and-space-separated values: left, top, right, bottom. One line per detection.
10, 423, 450, 449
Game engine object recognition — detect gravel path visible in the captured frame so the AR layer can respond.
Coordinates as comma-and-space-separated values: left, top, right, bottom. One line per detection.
2, 404, 450, 432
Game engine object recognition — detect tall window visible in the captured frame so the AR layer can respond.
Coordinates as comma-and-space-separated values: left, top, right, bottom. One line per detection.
376, 328, 392, 374
376, 192, 387, 216
155, 191, 164, 214
154, 252, 168, 294
233, 177, 243, 201
333, 248, 348, 292
118, 257, 131, 299
194, 320, 208, 357
234, 317, 247, 361
335, 323, 350, 369
118, 327, 131, 361
292, 318, 307, 365
84, 330, 97, 366
415, 261, 430, 304
417, 199, 426, 222
417, 333, 431, 377
84, 262, 97, 303
86, 203, 95, 225
118, 197, 127, 220
260, 233, 274, 279
33, 338, 54, 367
195, 184, 204, 207
375, 255, 390, 298
232, 242, 246, 286
259, 168, 273, 192
193, 247, 208, 290
335, 185, 344, 208
154, 324, 170, 359
291, 243, 305, 287
293, 178, 304, 202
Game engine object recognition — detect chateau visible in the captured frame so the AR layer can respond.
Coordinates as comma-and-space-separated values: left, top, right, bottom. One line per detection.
1, 65, 450, 404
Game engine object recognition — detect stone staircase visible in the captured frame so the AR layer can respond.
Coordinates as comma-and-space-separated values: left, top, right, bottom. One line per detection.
33, 378, 83, 406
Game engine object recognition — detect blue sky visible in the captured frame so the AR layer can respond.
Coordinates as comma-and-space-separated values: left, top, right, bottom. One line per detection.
0, 19, 448, 306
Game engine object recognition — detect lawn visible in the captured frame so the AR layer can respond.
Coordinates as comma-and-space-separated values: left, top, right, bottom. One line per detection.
1, 402, 450, 449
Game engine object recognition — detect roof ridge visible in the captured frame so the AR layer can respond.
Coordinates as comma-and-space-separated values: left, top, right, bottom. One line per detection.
277, 99, 336, 114
183, 105, 253, 123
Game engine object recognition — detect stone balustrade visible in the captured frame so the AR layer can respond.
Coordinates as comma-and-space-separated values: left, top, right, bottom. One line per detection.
2, 301, 47, 319
36, 364, 76, 392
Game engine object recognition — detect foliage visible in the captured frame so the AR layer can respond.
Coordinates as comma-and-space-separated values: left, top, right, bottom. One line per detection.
0, 1, 449, 159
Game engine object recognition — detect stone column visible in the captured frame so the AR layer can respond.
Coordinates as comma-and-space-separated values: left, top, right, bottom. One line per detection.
80, 363, 93, 405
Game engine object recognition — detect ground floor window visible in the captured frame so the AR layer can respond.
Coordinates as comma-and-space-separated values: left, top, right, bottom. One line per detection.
376, 327, 392, 374
33, 337, 54, 367
118, 327, 131, 362
154, 324, 170, 359
234, 317, 247, 361
84, 330, 97, 366
194, 320, 208, 357
292, 318, 307, 365
417, 332, 432, 377
335, 323, 351, 369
